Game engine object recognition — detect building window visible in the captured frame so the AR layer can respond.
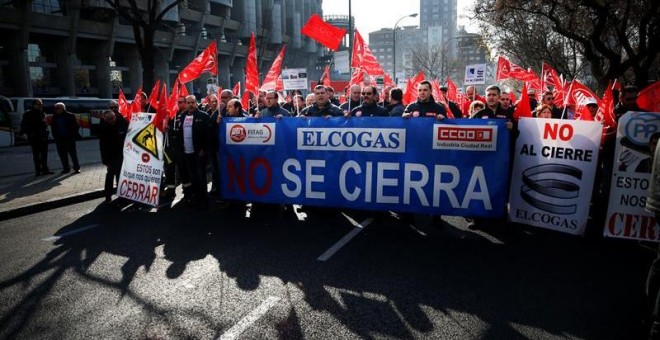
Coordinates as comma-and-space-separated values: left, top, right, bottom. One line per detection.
31, 0, 62, 15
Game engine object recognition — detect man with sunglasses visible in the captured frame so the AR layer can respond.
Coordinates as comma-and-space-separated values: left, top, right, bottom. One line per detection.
349, 85, 389, 117
541, 91, 564, 119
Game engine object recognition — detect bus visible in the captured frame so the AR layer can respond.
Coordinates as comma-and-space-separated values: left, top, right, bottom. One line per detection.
0, 96, 13, 147
9, 97, 113, 143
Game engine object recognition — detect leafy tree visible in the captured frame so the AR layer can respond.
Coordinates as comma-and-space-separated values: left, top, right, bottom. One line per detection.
104, 0, 183, 92
472, 0, 660, 90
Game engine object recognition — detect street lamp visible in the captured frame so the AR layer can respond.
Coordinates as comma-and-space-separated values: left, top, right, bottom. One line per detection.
392, 13, 417, 84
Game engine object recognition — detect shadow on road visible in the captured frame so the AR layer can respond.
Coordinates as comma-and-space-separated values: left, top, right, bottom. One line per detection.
0, 200, 655, 339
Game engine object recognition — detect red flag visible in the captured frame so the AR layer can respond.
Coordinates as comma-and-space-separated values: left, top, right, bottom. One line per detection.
245, 33, 259, 96
542, 62, 565, 106
178, 41, 218, 84
241, 90, 251, 112
598, 80, 617, 127
383, 73, 396, 88
513, 83, 533, 120
638, 81, 660, 112
276, 76, 284, 92
131, 86, 144, 114
320, 65, 331, 87
232, 82, 240, 96
349, 67, 365, 86
431, 80, 443, 103
301, 14, 346, 51
446, 77, 458, 102
118, 88, 131, 120
167, 80, 180, 118
147, 79, 161, 109
526, 68, 543, 96
496, 56, 511, 81
563, 80, 600, 108
351, 30, 387, 78
509, 90, 517, 104
260, 45, 286, 91
179, 82, 189, 98
402, 71, 425, 105
153, 85, 169, 132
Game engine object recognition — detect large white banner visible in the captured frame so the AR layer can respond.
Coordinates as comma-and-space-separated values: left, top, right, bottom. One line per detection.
509, 118, 602, 235
282, 68, 308, 90
118, 113, 165, 207
604, 112, 660, 242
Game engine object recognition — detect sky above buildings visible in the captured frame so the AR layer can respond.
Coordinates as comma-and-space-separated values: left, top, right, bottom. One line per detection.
322, 0, 477, 42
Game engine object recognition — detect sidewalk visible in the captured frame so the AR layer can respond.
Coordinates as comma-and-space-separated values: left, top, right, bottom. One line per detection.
0, 140, 106, 221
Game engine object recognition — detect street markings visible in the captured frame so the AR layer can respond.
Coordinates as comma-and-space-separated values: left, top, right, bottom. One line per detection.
42, 224, 100, 242
317, 213, 373, 262
218, 296, 281, 340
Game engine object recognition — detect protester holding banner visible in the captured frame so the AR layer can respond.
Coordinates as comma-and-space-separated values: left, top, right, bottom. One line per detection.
174, 95, 212, 209
499, 91, 515, 117
259, 91, 291, 118
535, 104, 553, 119
468, 101, 485, 118
304, 94, 315, 108
349, 85, 389, 117
386, 88, 405, 117
98, 109, 128, 202
340, 85, 362, 115
402, 81, 447, 119
299, 85, 343, 118
440, 85, 463, 118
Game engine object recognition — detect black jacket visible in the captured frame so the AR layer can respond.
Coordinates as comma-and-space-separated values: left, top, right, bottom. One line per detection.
20, 108, 49, 141
350, 102, 389, 117
260, 105, 291, 118
174, 109, 211, 154
339, 100, 362, 113
404, 98, 447, 117
300, 102, 344, 117
386, 102, 406, 117
98, 114, 128, 165
51, 111, 81, 141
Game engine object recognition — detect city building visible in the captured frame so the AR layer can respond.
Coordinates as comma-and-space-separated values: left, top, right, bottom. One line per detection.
0, 0, 324, 98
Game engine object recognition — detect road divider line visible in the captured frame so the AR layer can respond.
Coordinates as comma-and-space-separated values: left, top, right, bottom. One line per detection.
317, 215, 373, 262
218, 296, 281, 340
42, 224, 100, 242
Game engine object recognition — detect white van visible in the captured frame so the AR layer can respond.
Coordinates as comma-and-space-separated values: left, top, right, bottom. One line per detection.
10, 97, 113, 143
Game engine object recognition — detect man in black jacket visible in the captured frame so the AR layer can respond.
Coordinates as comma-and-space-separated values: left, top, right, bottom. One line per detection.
175, 95, 211, 208
386, 88, 406, 117
402, 81, 447, 119
20, 98, 53, 176
98, 109, 128, 202
52, 102, 81, 174
350, 85, 389, 117
299, 85, 344, 117
339, 84, 362, 114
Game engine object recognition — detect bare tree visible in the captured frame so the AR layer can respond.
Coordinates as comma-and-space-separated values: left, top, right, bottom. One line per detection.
409, 43, 466, 82
472, 0, 660, 91
104, 0, 183, 92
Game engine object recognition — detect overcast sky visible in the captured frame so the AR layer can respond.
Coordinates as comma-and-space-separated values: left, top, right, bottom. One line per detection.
322, 0, 477, 42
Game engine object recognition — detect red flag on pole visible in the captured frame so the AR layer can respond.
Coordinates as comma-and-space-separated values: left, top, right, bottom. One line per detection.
131, 86, 144, 114
241, 90, 251, 112
301, 14, 346, 51
446, 77, 458, 102
496, 56, 511, 81
349, 67, 365, 86
167, 80, 180, 118
147, 79, 161, 109
513, 83, 533, 120
260, 45, 286, 91
598, 80, 617, 127
320, 65, 331, 87
232, 82, 240, 97
179, 82, 189, 98
178, 41, 218, 84
118, 88, 131, 120
638, 81, 660, 112
153, 85, 169, 132
245, 33, 259, 96
351, 30, 366, 69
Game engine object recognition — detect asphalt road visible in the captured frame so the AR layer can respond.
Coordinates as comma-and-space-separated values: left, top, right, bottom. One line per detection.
0, 199, 654, 339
